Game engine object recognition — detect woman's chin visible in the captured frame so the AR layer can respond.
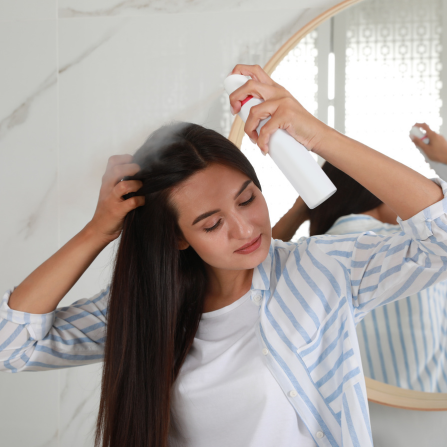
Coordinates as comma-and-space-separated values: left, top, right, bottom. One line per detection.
234, 236, 270, 268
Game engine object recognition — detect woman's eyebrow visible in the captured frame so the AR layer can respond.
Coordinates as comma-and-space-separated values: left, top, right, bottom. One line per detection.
192, 180, 253, 226
192, 209, 220, 226
234, 179, 252, 199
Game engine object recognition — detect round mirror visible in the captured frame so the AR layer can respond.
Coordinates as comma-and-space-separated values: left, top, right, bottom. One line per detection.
229, 0, 447, 410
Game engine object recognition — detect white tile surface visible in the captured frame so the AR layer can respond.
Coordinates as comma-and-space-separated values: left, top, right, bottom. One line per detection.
59, 364, 103, 447
58, 0, 337, 17
0, 0, 56, 21
0, 371, 59, 447
369, 401, 447, 447
0, 19, 58, 294
0, 19, 59, 447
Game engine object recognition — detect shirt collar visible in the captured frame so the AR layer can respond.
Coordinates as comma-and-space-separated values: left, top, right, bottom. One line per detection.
251, 238, 274, 291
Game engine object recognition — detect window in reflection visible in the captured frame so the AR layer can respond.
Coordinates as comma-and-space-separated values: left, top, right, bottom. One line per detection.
344, 0, 441, 178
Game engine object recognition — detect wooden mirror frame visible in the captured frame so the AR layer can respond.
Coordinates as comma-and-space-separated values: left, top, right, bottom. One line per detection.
227, 0, 447, 411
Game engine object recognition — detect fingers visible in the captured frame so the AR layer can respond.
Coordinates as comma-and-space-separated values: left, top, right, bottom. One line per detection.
244, 100, 281, 145
104, 179, 145, 224
103, 161, 141, 188
257, 117, 284, 154
112, 180, 143, 200
106, 154, 133, 168
415, 122, 430, 131
414, 122, 435, 137
231, 64, 275, 85
229, 80, 283, 115
245, 99, 298, 154
121, 195, 145, 213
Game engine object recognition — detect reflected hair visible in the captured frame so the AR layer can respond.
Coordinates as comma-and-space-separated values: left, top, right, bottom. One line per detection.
308, 161, 382, 236
94, 122, 261, 447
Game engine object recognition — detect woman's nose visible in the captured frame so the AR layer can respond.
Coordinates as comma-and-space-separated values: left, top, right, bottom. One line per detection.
228, 213, 253, 239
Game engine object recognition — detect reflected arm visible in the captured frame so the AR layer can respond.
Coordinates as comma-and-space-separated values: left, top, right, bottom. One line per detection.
315, 131, 444, 221
272, 196, 309, 241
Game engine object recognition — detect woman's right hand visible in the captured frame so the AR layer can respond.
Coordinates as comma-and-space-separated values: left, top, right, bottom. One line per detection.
7, 154, 145, 314
88, 154, 145, 243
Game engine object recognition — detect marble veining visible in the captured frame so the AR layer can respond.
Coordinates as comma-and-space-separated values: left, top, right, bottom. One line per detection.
59, 0, 324, 18
58, 22, 124, 75
61, 396, 91, 433
19, 175, 56, 240
0, 24, 123, 143
0, 72, 56, 142
36, 429, 58, 447
59, 0, 194, 17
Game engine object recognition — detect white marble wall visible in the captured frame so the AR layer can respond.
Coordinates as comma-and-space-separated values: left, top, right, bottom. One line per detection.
0, 1, 340, 446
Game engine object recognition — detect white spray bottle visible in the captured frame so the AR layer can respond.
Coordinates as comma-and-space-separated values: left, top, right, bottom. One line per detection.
410, 125, 430, 144
224, 74, 336, 209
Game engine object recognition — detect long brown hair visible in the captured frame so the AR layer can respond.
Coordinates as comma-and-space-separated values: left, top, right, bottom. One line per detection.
308, 162, 382, 236
95, 122, 262, 447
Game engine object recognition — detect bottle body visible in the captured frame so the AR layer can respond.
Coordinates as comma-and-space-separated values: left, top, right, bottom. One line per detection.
233, 85, 337, 209
410, 125, 429, 144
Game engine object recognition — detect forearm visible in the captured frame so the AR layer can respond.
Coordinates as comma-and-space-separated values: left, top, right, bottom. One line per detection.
8, 223, 111, 314
272, 197, 308, 241
315, 131, 444, 220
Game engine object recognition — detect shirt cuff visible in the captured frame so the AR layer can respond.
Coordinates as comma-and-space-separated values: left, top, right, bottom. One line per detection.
397, 177, 447, 241
0, 289, 56, 340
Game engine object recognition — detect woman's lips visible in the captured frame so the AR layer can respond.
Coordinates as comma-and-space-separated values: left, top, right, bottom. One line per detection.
234, 234, 262, 254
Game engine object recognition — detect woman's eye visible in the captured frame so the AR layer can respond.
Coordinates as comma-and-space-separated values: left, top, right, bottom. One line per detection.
203, 195, 255, 233
204, 219, 222, 233
240, 194, 255, 206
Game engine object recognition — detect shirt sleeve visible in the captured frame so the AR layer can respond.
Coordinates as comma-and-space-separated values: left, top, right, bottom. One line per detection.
0, 286, 109, 372
312, 177, 447, 323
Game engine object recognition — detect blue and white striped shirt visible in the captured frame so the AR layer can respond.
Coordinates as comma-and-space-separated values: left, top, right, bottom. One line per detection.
2, 177, 447, 447
326, 213, 447, 392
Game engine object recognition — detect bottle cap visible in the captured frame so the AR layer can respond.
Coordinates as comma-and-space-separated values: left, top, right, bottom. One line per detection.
224, 74, 250, 95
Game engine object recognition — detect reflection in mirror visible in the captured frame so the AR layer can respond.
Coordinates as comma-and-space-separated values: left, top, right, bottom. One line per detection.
243, 0, 447, 394
342, 0, 447, 394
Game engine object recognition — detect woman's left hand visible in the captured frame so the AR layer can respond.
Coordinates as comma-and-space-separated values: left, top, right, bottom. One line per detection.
410, 122, 447, 165
229, 64, 333, 155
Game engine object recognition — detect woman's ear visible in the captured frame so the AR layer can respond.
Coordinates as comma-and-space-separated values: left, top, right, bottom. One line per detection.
178, 238, 190, 250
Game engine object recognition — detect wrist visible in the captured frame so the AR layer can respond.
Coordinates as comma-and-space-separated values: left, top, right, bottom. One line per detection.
82, 222, 117, 248
312, 126, 345, 159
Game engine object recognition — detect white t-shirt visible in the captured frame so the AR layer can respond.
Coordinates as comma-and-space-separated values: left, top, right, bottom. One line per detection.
169, 290, 316, 447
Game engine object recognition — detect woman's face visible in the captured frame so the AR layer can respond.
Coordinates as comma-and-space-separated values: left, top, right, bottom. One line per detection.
171, 163, 271, 271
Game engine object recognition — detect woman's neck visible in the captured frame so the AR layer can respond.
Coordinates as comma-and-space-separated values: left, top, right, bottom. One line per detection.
202, 266, 254, 313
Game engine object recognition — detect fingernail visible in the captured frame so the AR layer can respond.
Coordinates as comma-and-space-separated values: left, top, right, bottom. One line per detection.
230, 106, 235, 115
249, 137, 256, 144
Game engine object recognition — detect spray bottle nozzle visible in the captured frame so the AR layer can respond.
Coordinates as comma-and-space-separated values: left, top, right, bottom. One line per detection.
240, 95, 253, 106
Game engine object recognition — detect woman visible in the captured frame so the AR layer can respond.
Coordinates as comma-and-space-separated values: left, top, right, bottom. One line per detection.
1, 64, 447, 447
273, 162, 447, 392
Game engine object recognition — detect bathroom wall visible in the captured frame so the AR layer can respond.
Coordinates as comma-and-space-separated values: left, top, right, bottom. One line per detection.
0, 1, 341, 446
